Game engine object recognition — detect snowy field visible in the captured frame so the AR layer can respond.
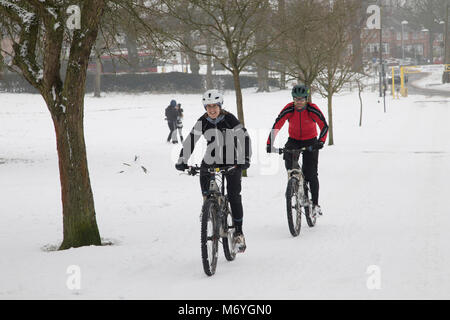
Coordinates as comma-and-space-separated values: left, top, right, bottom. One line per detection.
0, 72, 449, 299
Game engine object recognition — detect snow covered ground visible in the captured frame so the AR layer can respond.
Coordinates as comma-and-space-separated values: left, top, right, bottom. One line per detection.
0, 72, 449, 299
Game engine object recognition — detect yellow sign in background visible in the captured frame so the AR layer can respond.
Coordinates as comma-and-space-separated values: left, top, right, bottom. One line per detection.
397, 65, 450, 97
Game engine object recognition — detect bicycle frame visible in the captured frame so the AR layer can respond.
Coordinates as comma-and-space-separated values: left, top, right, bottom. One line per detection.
184, 165, 238, 275
277, 147, 317, 235
189, 166, 236, 237
283, 148, 310, 206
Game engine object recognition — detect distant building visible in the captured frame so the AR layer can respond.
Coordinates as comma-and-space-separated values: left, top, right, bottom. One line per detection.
360, 1, 445, 65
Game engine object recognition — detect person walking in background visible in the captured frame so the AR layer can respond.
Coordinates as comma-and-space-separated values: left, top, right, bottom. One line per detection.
165, 99, 179, 144
176, 103, 184, 143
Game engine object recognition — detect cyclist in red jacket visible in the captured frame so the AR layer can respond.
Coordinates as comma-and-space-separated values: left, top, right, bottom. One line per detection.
266, 84, 328, 216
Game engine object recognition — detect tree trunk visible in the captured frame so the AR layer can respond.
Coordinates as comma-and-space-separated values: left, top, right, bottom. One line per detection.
327, 93, 334, 145
94, 53, 101, 97
278, 0, 287, 89
257, 65, 269, 92
188, 52, 200, 75
125, 33, 139, 73
352, 0, 366, 72
56, 1, 105, 249
206, 56, 213, 89
352, 20, 363, 72
358, 81, 363, 127
280, 72, 286, 90
231, 69, 247, 177
0, 31, 3, 78
255, 1, 270, 93
206, 38, 213, 89
429, 33, 434, 63
53, 112, 101, 250
1, 0, 105, 250
183, 32, 200, 75
232, 70, 245, 127
444, 3, 450, 83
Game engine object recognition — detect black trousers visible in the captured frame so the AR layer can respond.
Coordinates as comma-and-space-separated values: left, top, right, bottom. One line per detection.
283, 137, 320, 205
199, 167, 243, 228
167, 121, 177, 142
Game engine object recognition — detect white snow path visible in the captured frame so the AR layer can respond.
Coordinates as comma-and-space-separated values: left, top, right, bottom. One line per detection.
0, 73, 449, 299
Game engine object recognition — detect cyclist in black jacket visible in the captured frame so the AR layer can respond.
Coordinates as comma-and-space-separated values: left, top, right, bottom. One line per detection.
175, 89, 251, 252
165, 99, 179, 143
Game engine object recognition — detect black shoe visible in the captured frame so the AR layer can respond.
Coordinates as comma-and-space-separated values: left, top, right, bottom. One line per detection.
172, 141, 178, 144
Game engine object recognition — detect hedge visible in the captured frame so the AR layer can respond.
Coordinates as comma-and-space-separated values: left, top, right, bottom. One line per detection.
0, 72, 279, 94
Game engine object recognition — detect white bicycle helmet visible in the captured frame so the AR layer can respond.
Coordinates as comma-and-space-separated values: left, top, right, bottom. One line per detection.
202, 89, 223, 107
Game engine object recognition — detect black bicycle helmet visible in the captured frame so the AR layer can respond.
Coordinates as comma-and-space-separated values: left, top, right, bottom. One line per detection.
291, 84, 310, 98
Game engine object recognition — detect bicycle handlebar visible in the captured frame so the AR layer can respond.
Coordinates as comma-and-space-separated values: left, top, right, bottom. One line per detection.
186, 165, 237, 176
276, 147, 308, 154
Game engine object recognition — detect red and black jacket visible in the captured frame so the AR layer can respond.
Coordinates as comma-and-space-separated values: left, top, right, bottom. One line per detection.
267, 102, 328, 146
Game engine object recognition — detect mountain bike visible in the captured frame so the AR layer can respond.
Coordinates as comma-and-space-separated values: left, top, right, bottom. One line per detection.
187, 165, 238, 276
277, 148, 317, 237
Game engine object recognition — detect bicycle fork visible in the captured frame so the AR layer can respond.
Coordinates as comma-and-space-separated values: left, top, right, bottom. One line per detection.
288, 169, 309, 207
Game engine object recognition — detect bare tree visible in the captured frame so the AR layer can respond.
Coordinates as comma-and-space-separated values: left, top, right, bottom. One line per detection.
315, 0, 361, 146
255, 0, 270, 92
272, 0, 329, 93
356, 77, 366, 127
444, 0, 449, 83
94, 38, 103, 97
158, 0, 279, 126
277, 0, 287, 89
205, 34, 214, 89
351, 0, 371, 72
0, 1, 107, 250
96, 0, 169, 75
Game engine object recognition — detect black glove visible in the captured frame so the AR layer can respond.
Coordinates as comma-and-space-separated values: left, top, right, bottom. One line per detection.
315, 141, 324, 150
175, 163, 188, 171
187, 167, 198, 176
266, 144, 273, 153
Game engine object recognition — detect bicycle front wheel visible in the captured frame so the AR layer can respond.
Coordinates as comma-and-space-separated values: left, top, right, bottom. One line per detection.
304, 185, 316, 227
201, 199, 219, 276
222, 206, 236, 261
286, 178, 301, 237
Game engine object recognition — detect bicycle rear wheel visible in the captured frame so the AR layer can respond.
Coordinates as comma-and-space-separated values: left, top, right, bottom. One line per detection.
222, 206, 236, 261
286, 177, 301, 237
201, 199, 219, 276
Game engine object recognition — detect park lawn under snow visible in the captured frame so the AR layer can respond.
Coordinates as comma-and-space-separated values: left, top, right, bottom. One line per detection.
0, 73, 449, 299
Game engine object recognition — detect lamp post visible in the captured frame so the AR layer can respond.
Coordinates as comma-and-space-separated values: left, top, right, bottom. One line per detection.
422, 28, 430, 63
379, 8, 383, 99
436, 20, 445, 62
444, 2, 449, 83
401, 20, 408, 60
